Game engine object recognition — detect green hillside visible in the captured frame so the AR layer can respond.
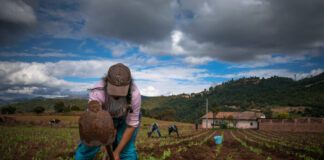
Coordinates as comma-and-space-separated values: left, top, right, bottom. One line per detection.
143, 73, 324, 122
2, 73, 323, 122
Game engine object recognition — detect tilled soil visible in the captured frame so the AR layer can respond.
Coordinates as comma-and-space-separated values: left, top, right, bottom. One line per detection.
234, 130, 289, 160
138, 130, 213, 157
140, 129, 324, 160
217, 130, 267, 160
240, 130, 323, 160
168, 131, 217, 160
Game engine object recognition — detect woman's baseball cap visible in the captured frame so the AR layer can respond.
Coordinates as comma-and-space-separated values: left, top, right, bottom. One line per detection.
107, 63, 131, 96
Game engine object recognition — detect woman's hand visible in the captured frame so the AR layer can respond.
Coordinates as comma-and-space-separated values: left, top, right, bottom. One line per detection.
113, 126, 136, 159
113, 151, 120, 160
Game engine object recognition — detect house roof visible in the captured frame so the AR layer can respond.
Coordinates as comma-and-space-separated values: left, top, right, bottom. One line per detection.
236, 111, 259, 120
215, 112, 238, 119
201, 111, 265, 120
200, 112, 214, 119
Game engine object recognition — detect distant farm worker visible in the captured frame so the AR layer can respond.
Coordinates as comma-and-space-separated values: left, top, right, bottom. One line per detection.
147, 122, 162, 137
75, 63, 141, 160
168, 124, 179, 137
195, 120, 199, 131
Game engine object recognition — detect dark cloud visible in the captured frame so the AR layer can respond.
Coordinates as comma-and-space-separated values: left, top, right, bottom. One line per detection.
179, 0, 324, 62
0, 0, 37, 46
82, 0, 175, 44
2, 0, 324, 64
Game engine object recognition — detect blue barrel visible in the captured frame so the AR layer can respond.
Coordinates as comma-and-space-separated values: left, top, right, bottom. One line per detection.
214, 135, 223, 144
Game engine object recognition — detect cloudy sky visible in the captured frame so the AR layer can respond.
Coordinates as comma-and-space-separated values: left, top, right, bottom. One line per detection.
0, 0, 324, 100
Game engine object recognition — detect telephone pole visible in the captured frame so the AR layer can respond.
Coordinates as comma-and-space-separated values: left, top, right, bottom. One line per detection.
206, 98, 208, 129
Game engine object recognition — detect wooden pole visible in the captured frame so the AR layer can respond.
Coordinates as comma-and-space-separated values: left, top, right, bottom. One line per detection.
206, 98, 208, 129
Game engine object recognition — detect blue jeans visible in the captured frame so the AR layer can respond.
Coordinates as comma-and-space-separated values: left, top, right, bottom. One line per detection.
75, 119, 139, 160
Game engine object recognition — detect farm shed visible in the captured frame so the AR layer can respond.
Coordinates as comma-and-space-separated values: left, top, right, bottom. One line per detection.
201, 111, 265, 129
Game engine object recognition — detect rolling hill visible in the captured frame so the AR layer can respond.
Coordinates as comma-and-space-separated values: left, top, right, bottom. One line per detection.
1, 73, 323, 122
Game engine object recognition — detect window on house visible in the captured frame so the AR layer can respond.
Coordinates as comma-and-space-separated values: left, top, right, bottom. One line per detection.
250, 122, 253, 126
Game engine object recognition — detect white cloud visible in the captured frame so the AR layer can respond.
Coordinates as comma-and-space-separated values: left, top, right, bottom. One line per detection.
296, 68, 323, 80
140, 86, 160, 97
6, 86, 39, 95
184, 56, 213, 65
0, 59, 322, 98
101, 41, 133, 57
136, 79, 210, 96
0, 59, 213, 97
136, 25, 211, 57
229, 55, 308, 68
132, 66, 209, 82
0, 61, 96, 96
212, 68, 323, 80
133, 66, 212, 96
171, 30, 185, 54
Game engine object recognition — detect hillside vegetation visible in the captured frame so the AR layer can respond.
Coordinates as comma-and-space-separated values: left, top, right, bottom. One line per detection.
143, 73, 324, 122
1, 73, 323, 122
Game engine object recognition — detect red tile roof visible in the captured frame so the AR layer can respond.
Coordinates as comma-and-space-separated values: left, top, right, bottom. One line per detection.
201, 111, 264, 120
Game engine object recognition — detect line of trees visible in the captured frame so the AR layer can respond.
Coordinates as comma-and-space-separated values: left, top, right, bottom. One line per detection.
1, 101, 81, 115
1, 105, 16, 114
53, 101, 81, 113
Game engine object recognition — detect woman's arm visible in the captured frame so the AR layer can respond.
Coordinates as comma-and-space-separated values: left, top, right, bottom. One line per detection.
113, 126, 136, 160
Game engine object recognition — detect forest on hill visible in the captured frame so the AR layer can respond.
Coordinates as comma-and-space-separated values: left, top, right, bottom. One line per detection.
142, 73, 324, 122
1, 73, 323, 122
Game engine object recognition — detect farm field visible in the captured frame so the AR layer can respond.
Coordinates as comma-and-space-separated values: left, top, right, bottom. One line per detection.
0, 115, 323, 160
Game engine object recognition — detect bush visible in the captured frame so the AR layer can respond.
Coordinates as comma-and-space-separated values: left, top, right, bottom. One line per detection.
70, 105, 80, 111
1, 106, 16, 114
273, 112, 290, 119
64, 105, 71, 112
220, 121, 228, 129
54, 102, 65, 113
33, 106, 45, 114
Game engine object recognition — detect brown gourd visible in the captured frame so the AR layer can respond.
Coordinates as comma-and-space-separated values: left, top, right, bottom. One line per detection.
79, 100, 116, 159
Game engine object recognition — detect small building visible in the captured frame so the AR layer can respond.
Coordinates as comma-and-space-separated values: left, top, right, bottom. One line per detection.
201, 111, 265, 129
201, 112, 216, 129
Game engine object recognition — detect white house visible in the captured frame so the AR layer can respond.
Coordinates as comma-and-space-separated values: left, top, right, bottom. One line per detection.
201, 111, 265, 129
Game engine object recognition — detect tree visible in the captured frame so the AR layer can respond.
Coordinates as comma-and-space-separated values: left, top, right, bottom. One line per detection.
71, 105, 80, 111
274, 112, 290, 119
54, 101, 65, 113
33, 106, 45, 114
209, 86, 214, 92
1, 105, 16, 114
263, 107, 273, 118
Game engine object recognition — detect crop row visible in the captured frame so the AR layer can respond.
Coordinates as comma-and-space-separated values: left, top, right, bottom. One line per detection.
234, 130, 319, 160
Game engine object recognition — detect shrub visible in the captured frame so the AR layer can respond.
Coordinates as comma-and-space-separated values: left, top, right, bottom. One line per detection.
33, 106, 45, 114
70, 105, 80, 111
220, 121, 228, 129
54, 102, 65, 113
274, 112, 290, 119
1, 105, 16, 114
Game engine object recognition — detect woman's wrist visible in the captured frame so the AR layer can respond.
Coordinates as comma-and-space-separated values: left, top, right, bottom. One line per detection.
114, 147, 121, 154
